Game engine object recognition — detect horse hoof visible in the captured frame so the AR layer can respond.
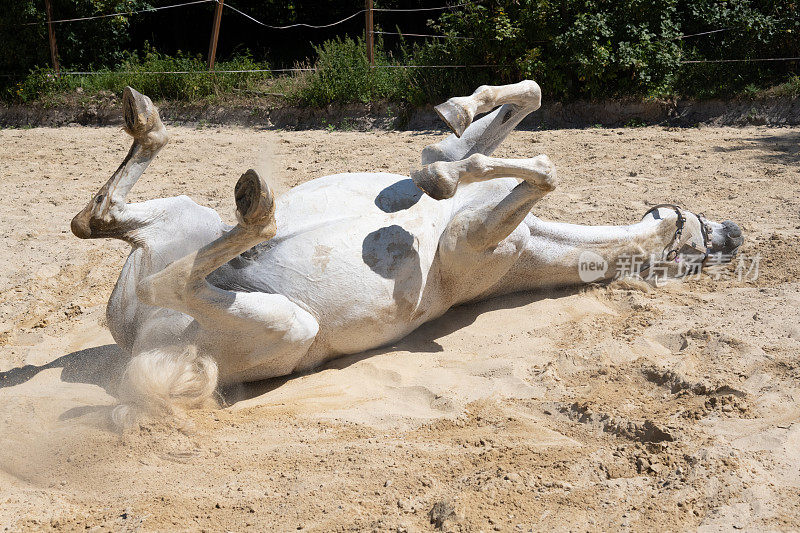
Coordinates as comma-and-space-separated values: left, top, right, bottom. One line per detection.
411, 162, 459, 201
122, 87, 168, 149
235, 169, 275, 228
434, 98, 473, 138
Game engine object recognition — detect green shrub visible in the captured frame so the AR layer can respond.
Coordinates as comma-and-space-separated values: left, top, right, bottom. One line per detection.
762, 75, 800, 98
405, 0, 684, 101
674, 0, 798, 97
292, 35, 410, 106
3, 0, 798, 105
404, 0, 797, 101
0, 0, 151, 76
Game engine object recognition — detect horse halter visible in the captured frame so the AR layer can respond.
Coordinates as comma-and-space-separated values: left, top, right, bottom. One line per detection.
642, 203, 712, 263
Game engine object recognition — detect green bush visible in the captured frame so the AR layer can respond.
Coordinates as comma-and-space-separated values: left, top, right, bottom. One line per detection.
0, 0, 152, 75
405, 0, 684, 101
404, 0, 797, 101
292, 35, 410, 106
2, 0, 798, 105
674, 0, 798, 96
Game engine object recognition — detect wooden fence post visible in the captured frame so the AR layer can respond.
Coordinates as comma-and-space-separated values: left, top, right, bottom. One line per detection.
365, 0, 374, 66
207, 0, 224, 70
43, 0, 60, 77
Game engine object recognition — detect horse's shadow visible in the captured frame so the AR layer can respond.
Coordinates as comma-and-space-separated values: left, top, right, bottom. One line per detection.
221, 286, 580, 404
0, 343, 127, 395
0, 286, 581, 408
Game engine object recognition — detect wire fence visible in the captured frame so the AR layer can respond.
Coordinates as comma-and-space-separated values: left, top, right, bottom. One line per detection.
56, 64, 506, 77
373, 31, 473, 39
682, 57, 800, 64
4, 0, 799, 79
221, 3, 367, 30
13, 0, 467, 30
17, 0, 216, 26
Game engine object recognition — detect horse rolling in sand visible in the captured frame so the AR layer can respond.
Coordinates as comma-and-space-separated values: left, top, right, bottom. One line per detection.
70, 81, 743, 427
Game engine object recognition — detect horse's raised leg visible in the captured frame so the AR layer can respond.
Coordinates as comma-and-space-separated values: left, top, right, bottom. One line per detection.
117, 170, 319, 427
421, 80, 542, 164
412, 152, 556, 201
136, 169, 319, 377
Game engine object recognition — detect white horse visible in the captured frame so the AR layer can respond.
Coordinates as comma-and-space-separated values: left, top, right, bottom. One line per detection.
71, 81, 743, 426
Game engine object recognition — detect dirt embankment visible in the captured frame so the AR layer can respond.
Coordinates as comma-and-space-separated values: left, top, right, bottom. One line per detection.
1, 94, 799, 130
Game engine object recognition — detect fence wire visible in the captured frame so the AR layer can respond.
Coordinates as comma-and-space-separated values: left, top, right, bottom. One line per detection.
373, 31, 473, 40
222, 3, 366, 30
17, 0, 215, 27
4, 0, 797, 79
222, 2, 469, 30
6, 56, 797, 79
674, 28, 732, 39
56, 64, 506, 76
681, 57, 800, 63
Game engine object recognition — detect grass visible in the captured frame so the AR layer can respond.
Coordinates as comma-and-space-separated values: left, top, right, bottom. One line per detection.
7, 48, 275, 104
759, 75, 800, 98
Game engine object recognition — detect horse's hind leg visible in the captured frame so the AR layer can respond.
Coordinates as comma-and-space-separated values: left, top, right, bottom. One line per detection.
415, 153, 557, 251
412, 153, 556, 201
421, 80, 541, 165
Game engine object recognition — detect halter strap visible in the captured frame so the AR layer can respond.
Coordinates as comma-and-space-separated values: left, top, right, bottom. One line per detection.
642, 204, 712, 262
642, 204, 685, 261
694, 211, 712, 265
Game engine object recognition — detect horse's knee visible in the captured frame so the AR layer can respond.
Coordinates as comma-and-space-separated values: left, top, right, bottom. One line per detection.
421, 143, 449, 165
533, 154, 557, 191
517, 80, 542, 111
288, 306, 320, 345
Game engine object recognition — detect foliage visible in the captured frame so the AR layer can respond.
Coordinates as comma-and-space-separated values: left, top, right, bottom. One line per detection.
674, 0, 799, 96
11, 48, 271, 102
407, 0, 798, 100
0, 0, 152, 74
291, 35, 410, 106
1, 0, 798, 104
772, 75, 800, 97
407, 0, 682, 100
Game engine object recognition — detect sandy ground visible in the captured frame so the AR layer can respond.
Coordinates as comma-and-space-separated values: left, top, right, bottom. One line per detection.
0, 122, 799, 532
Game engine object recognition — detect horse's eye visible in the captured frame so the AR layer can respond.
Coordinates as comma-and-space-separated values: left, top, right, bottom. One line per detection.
95, 194, 104, 204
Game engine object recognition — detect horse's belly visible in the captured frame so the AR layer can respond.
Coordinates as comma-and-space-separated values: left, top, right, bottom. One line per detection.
260, 216, 444, 347
212, 178, 453, 353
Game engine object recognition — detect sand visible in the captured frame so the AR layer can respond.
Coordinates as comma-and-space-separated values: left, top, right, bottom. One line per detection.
0, 123, 798, 531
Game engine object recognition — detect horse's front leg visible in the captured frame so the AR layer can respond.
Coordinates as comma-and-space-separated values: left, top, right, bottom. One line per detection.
71, 86, 169, 240
115, 170, 318, 428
